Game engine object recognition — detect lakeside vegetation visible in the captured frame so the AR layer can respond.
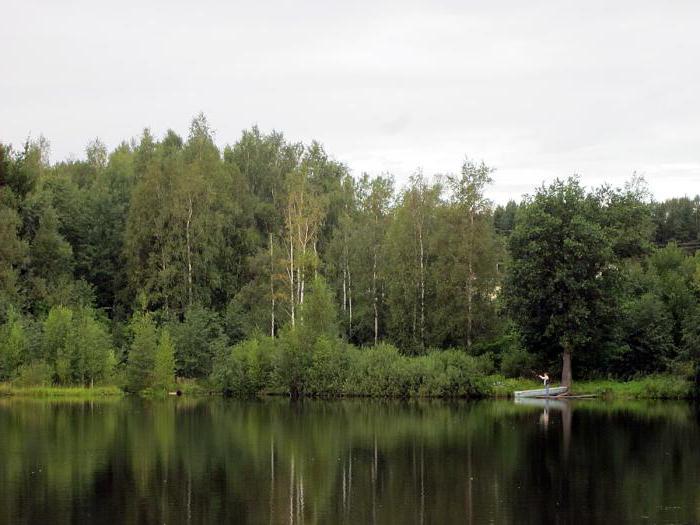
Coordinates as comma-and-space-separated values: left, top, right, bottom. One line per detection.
0, 383, 122, 398
2, 115, 700, 398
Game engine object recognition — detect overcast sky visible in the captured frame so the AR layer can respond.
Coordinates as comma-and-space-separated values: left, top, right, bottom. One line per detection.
2, 0, 699, 203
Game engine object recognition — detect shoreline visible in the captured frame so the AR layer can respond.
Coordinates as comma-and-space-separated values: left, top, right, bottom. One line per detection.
0, 375, 692, 400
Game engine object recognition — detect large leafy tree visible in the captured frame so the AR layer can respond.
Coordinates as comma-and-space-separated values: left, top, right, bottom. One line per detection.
0, 190, 27, 315
505, 178, 618, 388
124, 117, 235, 314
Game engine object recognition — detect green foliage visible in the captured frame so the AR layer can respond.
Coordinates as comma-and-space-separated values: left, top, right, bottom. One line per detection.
125, 312, 158, 392
39, 306, 113, 386
153, 329, 176, 392
0, 308, 28, 380
0, 196, 27, 312
505, 178, 620, 378
651, 195, 700, 244
210, 335, 500, 399
500, 347, 537, 378
171, 305, 227, 378
306, 337, 349, 395
298, 276, 338, 343
210, 337, 275, 396
4, 120, 700, 392
493, 200, 519, 236
275, 327, 312, 397
611, 293, 674, 376
41, 305, 73, 382
69, 308, 114, 386
0, 384, 123, 397
14, 361, 53, 387
576, 376, 692, 400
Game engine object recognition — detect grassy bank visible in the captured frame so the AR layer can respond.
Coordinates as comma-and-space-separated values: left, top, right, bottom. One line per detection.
0, 384, 124, 398
0, 376, 692, 400
574, 376, 693, 400
487, 375, 693, 400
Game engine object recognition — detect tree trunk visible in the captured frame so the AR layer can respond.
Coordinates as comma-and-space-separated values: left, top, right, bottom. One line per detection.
466, 211, 474, 351
419, 224, 425, 348
300, 266, 305, 306
466, 261, 473, 351
373, 248, 378, 346
342, 267, 347, 311
186, 196, 194, 308
161, 248, 169, 311
348, 264, 353, 334
270, 232, 275, 337
313, 240, 318, 280
289, 225, 295, 328
561, 345, 572, 389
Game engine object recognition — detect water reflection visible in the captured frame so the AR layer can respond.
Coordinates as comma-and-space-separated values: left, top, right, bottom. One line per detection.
0, 398, 699, 524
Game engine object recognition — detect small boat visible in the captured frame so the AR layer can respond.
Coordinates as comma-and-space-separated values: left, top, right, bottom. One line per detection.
514, 386, 568, 398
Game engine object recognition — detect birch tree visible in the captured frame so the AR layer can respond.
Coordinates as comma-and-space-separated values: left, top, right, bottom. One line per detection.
437, 160, 499, 350
280, 168, 326, 327
352, 175, 394, 346
326, 175, 358, 339
386, 173, 441, 353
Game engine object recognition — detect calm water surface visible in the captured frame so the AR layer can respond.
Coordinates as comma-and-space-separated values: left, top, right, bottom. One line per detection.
0, 397, 699, 524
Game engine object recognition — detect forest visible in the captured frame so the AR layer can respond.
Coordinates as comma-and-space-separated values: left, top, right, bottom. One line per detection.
1, 114, 700, 396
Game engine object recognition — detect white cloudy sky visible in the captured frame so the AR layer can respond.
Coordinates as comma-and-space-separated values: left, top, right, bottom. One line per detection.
2, 0, 699, 203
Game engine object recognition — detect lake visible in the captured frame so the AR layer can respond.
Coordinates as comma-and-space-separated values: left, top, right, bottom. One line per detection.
0, 397, 698, 524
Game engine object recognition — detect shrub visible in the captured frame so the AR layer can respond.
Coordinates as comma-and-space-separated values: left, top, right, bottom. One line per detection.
0, 308, 27, 380
275, 328, 312, 397
418, 349, 488, 397
171, 305, 227, 378
346, 343, 402, 396
308, 337, 349, 396
211, 337, 275, 396
125, 312, 158, 392
14, 361, 53, 387
153, 328, 176, 392
500, 347, 536, 378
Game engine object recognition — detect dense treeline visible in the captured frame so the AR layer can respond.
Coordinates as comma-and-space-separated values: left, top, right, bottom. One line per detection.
1, 115, 699, 395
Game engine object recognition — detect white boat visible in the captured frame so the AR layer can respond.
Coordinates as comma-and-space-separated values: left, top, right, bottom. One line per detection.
514, 386, 568, 398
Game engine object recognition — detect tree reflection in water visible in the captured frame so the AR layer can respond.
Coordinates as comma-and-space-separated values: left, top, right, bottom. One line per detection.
0, 398, 698, 524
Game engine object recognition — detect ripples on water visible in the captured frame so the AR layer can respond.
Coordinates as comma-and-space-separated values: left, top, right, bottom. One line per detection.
0, 397, 698, 524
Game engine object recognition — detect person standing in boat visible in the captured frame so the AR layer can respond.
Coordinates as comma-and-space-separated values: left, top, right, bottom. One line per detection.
537, 372, 550, 396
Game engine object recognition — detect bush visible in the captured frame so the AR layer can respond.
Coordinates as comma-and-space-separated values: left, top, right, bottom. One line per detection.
152, 328, 176, 392
418, 350, 490, 397
171, 305, 227, 378
125, 312, 157, 392
211, 337, 275, 396
14, 361, 53, 387
0, 308, 27, 380
346, 343, 406, 397
578, 375, 692, 399
208, 336, 508, 399
275, 328, 312, 397
500, 347, 536, 378
307, 337, 349, 396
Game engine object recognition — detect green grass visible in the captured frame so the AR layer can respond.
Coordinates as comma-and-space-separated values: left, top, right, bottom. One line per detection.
574, 375, 692, 400
483, 374, 693, 400
0, 384, 124, 398
0, 375, 692, 400
486, 376, 541, 397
